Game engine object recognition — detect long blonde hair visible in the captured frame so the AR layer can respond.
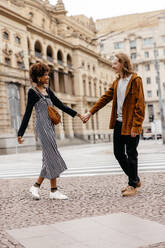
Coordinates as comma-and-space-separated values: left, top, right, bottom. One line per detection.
115, 53, 134, 78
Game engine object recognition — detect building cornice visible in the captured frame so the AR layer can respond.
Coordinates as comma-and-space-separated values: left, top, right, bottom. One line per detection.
27, 24, 74, 49
0, 5, 30, 26
73, 45, 111, 67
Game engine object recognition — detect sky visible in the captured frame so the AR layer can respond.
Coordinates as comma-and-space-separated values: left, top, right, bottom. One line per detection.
49, 0, 165, 20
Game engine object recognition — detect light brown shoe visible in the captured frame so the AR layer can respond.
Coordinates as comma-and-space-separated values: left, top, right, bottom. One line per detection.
137, 181, 141, 188
121, 181, 141, 193
121, 185, 129, 193
122, 186, 137, 197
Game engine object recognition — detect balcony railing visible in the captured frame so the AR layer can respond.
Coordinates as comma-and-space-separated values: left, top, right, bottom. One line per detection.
58, 60, 63, 66
47, 56, 53, 63
67, 64, 72, 70
35, 51, 42, 58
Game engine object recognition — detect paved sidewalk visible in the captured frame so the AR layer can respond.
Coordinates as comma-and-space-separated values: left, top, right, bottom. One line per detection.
0, 140, 165, 248
1, 172, 165, 248
7, 213, 165, 248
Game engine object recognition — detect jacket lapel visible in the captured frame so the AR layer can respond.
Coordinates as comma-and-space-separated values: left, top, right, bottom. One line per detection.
124, 73, 137, 98
113, 79, 119, 104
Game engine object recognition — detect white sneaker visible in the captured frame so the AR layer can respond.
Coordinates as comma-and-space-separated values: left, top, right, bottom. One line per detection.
49, 190, 68, 200
29, 186, 40, 200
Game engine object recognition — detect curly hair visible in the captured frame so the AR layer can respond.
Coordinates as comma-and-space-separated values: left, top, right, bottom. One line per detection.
115, 53, 134, 78
29, 62, 50, 84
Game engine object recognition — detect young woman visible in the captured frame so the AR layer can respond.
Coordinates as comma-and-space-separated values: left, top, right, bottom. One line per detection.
18, 62, 82, 200
82, 53, 145, 197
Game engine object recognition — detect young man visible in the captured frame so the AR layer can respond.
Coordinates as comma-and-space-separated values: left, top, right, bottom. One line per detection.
82, 53, 145, 196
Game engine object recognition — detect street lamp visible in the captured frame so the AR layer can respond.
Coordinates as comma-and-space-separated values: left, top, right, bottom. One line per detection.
154, 42, 165, 144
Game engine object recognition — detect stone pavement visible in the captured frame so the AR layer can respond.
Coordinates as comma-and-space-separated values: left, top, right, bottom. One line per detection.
6, 213, 165, 248
0, 140, 165, 248
0, 172, 165, 248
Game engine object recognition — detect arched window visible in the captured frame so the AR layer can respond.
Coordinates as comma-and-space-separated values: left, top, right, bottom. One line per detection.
3, 31, 9, 40
8, 84, 21, 132
67, 54, 72, 69
29, 12, 34, 21
89, 81, 92, 96
94, 83, 97, 97
34, 41, 42, 58
48, 65, 55, 91
57, 50, 63, 65
15, 36, 21, 44
47, 46, 53, 63
83, 80, 86, 96
27, 38, 31, 55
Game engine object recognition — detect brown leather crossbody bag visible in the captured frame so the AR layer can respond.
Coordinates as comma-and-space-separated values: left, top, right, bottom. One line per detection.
33, 87, 61, 125
47, 105, 61, 125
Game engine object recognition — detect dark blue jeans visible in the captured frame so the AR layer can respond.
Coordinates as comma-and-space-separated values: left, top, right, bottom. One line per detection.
113, 120, 140, 188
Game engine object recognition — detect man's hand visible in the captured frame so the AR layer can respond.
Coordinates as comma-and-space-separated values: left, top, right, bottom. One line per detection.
18, 136, 24, 144
81, 112, 92, 123
131, 129, 138, 138
76, 113, 84, 122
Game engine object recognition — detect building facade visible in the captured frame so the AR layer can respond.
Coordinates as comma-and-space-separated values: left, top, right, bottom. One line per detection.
96, 10, 165, 133
0, 0, 114, 154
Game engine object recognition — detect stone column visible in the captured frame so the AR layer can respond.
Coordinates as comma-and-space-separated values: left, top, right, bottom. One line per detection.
19, 86, 25, 117
55, 109, 65, 140
63, 104, 74, 138
72, 103, 86, 139
64, 72, 68, 94
54, 70, 60, 92
71, 74, 75, 95
0, 82, 13, 134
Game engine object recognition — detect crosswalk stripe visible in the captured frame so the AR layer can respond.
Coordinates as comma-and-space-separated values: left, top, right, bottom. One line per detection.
0, 163, 165, 178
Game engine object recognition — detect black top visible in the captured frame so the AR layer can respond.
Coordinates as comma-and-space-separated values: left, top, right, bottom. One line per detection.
18, 88, 77, 137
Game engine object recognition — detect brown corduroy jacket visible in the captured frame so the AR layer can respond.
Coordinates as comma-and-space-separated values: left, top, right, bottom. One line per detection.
90, 73, 145, 135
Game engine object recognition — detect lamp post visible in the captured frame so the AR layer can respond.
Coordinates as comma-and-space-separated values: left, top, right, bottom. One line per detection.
154, 42, 165, 144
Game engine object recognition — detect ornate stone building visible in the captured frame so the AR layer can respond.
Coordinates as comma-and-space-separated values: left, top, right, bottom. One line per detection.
0, 0, 114, 154
96, 10, 165, 133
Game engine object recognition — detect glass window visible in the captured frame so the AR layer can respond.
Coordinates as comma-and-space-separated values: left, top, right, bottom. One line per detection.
145, 64, 150, 71
131, 53, 136, 59
17, 61, 25, 69
130, 40, 136, 49
5, 57, 11, 65
147, 90, 152, 97
148, 104, 154, 122
89, 82, 92, 96
29, 12, 33, 18
114, 41, 123, 49
83, 80, 86, 96
3, 31, 9, 40
94, 83, 97, 97
146, 77, 151, 84
144, 51, 149, 58
143, 37, 153, 46
99, 85, 102, 96
15, 36, 21, 44
8, 84, 21, 132
133, 64, 138, 71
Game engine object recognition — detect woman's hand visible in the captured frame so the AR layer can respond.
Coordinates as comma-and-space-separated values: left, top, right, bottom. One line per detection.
81, 112, 92, 123
18, 136, 24, 144
76, 113, 84, 122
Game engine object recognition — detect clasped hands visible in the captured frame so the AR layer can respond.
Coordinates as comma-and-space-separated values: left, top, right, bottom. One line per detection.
77, 112, 92, 123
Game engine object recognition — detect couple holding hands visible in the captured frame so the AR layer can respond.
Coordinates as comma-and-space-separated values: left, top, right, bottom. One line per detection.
18, 52, 145, 200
